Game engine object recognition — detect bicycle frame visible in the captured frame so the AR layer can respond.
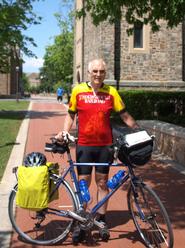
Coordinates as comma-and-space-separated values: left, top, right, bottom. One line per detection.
45, 147, 168, 241
49, 148, 137, 219
9, 139, 173, 248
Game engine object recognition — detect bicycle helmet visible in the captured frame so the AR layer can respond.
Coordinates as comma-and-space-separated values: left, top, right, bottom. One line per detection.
23, 152, 47, 167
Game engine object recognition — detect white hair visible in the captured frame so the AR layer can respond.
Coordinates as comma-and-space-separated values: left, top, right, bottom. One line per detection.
88, 59, 106, 72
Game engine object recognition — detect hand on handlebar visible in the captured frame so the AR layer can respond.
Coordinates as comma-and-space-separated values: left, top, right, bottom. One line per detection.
55, 131, 76, 143
62, 131, 76, 142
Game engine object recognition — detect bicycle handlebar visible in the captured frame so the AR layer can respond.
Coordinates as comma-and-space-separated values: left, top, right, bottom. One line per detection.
45, 139, 69, 154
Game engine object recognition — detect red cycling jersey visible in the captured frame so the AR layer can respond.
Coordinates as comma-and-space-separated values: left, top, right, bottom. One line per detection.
68, 82, 126, 146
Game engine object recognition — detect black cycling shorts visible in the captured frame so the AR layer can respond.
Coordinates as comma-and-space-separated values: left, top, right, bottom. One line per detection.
76, 145, 114, 175
57, 96, 63, 101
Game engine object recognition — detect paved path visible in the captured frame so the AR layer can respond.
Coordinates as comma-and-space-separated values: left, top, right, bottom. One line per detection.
1, 96, 185, 247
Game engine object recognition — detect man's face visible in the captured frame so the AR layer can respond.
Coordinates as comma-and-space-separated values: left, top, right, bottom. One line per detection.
88, 61, 106, 86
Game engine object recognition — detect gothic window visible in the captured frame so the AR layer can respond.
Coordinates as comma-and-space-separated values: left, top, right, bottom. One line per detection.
129, 24, 149, 53
134, 23, 143, 48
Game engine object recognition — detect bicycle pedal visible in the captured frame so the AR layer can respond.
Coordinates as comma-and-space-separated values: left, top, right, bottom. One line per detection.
72, 228, 86, 245
99, 228, 110, 241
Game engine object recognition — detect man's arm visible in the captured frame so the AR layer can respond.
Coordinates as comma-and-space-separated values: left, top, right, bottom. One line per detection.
63, 112, 75, 132
55, 112, 75, 140
120, 111, 139, 129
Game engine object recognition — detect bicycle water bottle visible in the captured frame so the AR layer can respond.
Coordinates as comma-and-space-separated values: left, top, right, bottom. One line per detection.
107, 170, 125, 189
79, 179, 90, 203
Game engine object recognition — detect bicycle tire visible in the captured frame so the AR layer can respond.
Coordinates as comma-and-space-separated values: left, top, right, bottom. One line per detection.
127, 181, 174, 248
8, 179, 78, 245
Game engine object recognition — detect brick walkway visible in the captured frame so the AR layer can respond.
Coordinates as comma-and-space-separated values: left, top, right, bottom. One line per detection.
10, 99, 185, 247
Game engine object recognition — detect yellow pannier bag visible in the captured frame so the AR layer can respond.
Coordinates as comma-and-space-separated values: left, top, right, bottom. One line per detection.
16, 165, 49, 211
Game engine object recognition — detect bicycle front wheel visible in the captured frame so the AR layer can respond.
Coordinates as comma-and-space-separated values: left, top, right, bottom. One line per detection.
8, 179, 78, 246
127, 181, 174, 248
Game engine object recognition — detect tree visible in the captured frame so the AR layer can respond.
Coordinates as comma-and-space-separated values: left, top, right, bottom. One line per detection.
76, 0, 185, 32
40, 11, 74, 93
0, 0, 42, 73
22, 73, 30, 92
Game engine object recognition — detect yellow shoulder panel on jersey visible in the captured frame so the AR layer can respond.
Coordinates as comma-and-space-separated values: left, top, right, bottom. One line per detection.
68, 82, 91, 113
100, 84, 125, 112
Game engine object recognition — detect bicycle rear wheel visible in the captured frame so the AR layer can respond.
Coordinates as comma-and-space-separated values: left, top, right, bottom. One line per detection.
8, 179, 78, 245
127, 181, 174, 248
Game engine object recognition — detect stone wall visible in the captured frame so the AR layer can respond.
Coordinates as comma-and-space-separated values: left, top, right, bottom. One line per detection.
138, 120, 185, 167
113, 120, 185, 168
83, 14, 115, 80
120, 20, 182, 81
0, 74, 10, 95
0, 65, 21, 96
76, 6, 184, 85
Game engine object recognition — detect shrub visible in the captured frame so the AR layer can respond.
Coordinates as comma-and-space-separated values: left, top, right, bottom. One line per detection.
112, 90, 185, 127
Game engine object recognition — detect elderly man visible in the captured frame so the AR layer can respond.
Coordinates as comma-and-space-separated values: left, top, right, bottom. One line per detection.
55, 58, 139, 244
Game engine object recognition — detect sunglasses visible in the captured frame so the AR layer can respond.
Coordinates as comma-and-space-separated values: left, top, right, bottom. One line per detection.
92, 70, 105, 74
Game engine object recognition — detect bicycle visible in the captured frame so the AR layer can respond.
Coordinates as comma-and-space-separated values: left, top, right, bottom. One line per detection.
8, 134, 174, 247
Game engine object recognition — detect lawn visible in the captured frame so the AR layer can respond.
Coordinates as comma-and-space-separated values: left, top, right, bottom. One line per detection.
0, 100, 30, 180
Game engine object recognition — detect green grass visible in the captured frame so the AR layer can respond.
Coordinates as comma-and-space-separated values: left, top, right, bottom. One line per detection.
0, 100, 30, 180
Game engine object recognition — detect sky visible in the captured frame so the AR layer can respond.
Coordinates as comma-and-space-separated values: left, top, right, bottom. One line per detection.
23, 0, 63, 73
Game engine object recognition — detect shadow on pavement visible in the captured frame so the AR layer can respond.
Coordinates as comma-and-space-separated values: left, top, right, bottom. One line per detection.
106, 210, 130, 229
0, 142, 20, 148
28, 110, 67, 120
134, 160, 185, 230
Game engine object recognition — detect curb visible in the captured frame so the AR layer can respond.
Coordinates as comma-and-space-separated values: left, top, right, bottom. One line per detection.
0, 102, 32, 248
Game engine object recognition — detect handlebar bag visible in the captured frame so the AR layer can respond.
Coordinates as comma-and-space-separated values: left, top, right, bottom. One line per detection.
117, 130, 153, 166
16, 165, 49, 211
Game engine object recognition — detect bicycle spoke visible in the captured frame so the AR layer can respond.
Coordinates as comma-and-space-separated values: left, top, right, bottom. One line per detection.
128, 182, 173, 248
9, 181, 77, 245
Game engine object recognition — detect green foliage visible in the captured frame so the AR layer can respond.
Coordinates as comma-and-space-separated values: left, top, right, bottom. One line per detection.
40, 8, 74, 94
114, 90, 185, 127
53, 81, 69, 94
76, 0, 185, 32
28, 85, 41, 94
22, 73, 30, 92
0, 0, 42, 73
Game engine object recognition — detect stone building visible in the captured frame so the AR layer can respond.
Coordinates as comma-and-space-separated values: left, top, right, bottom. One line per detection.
0, 52, 22, 97
0, 66, 22, 97
26, 73, 40, 88
74, 0, 185, 90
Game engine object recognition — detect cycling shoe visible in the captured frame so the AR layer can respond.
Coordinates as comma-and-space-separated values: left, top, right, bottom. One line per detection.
72, 225, 86, 245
